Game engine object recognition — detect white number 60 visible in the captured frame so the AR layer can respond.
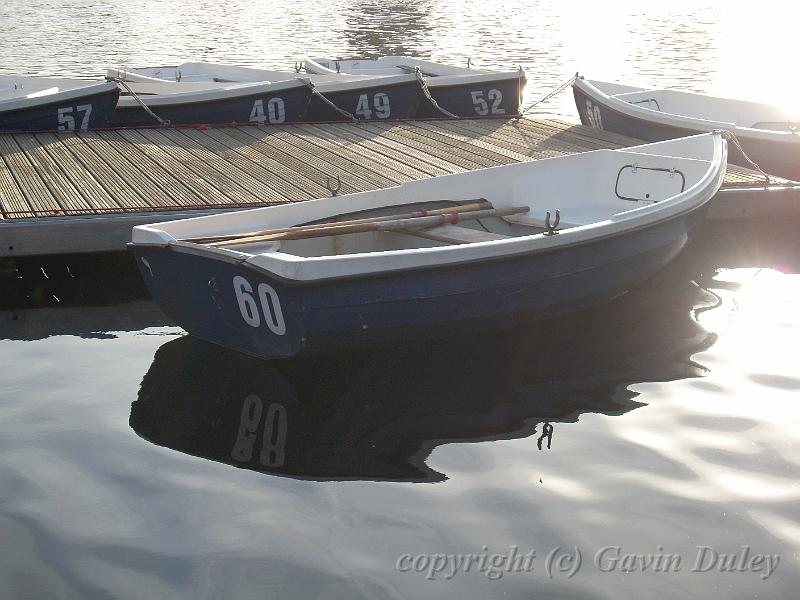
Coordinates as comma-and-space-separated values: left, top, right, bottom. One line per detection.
233, 275, 286, 335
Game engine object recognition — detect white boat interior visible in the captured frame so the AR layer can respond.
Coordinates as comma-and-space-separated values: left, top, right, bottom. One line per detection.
112, 78, 309, 108
109, 57, 524, 90
0, 75, 117, 110
305, 56, 524, 86
108, 63, 370, 85
107, 66, 425, 103
305, 56, 482, 77
133, 134, 725, 282
588, 79, 800, 132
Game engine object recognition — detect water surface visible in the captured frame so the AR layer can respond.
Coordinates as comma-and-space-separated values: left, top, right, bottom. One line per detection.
1, 3, 800, 598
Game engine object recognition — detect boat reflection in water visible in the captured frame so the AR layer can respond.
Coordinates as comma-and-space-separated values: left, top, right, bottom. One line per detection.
131, 256, 716, 483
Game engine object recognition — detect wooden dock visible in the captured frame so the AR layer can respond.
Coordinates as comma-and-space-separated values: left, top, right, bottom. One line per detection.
1, 117, 797, 257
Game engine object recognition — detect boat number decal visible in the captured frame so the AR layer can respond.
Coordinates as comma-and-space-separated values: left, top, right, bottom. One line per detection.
249, 98, 287, 124
470, 89, 505, 116
233, 275, 286, 334
57, 104, 93, 131
231, 394, 287, 467
355, 92, 391, 119
585, 100, 604, 129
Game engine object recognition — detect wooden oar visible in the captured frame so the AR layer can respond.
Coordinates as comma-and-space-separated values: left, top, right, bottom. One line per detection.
208, 206, 529, 247
185, 200, 491, 244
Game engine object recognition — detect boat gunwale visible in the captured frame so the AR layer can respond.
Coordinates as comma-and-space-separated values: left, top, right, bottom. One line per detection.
0, 81, 119, 113
131, 135, 726, 285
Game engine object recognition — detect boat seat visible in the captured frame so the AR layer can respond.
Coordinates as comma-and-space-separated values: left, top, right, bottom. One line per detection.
401, 224, 510, 245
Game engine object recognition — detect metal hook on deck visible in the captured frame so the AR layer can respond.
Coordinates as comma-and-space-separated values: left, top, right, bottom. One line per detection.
544, 210, 561, 236
294, 61, 302, 73
325, 175, 342, 197
335, 60, 341, 74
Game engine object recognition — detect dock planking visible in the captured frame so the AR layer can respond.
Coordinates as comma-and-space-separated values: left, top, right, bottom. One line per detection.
0, 117, 796, 256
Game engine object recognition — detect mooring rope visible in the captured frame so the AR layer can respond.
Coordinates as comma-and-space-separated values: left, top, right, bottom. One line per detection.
720, 130, 771, 184
521, 73, 578, 115
107, 77, 171, 127
298, 78, 357, 122
414, 67, 459, 119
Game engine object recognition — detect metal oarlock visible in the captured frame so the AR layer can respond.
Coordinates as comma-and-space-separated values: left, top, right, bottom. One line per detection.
325, 175, 342, 197
544, 210, 561, 236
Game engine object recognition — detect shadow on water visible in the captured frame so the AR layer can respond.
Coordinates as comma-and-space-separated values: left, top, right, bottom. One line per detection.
0, 252, 148, 310
130, 251, 716, 483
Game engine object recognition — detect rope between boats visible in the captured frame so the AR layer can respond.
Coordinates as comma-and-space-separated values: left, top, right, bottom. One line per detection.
298, 78, 357, 122
521, 73, 578, 114
414, 67, 460, 119
108, 77, 171, 127
720, 130, 771, 184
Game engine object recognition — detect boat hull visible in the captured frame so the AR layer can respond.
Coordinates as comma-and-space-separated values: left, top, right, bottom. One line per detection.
0, 86, 120, 132
307, 80, 422, 121
109, 86, 312, 127
132, 207, 706, 360
573, 85, 800, 181
418, 75, 525, 118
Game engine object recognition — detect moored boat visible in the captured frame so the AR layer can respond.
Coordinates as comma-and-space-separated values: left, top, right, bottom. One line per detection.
107, 71, 423, 124
108, 79, 312, 126
304, 56, 527, 118
129, 132, 726, 360
573, 76, 800, 181
0, 75, 119, 132
112, 56, 527, 119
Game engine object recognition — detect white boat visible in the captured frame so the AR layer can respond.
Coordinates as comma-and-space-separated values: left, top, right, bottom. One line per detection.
130, 132, 727, 360
573, 76, 800, 181
0, 74, 119, 131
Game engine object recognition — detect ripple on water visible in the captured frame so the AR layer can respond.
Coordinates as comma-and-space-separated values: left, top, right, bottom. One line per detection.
748, 374, 800, 390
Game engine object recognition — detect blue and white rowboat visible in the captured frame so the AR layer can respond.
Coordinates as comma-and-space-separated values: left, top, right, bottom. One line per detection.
304, 56, 527, 118
108, 67, 424, 123
112, 56, 527, 119
574, 76, 800, 181
108, 79, 313, 126
0, 75, 119, 132
130, 132, 726, 360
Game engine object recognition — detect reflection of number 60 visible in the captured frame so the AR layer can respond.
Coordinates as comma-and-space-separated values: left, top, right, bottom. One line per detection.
233, 275, 286, 335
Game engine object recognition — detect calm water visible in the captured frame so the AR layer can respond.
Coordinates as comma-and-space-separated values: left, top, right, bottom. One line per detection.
2, 2, 800, 598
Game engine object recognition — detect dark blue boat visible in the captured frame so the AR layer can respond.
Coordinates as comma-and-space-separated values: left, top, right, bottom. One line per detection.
108, 74, 424, 126
0, 79, 120, 132
130, 133, 726, 360
573, 76, 800, 181
304, 56, 527, 118
305, 76, 423, 121
108, 79, 312, 126
416, 70, 526, 118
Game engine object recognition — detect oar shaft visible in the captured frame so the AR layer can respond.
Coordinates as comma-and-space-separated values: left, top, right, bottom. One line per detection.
187, 200, 490, 244
209, 206, 529, 247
